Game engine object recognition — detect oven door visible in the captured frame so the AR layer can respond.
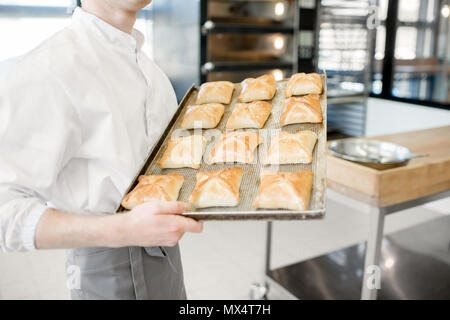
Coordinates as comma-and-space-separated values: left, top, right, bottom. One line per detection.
202, 31, 295, 82
208, 0, 295, 25
206, 69, 293, 83
208, 32, 294, 63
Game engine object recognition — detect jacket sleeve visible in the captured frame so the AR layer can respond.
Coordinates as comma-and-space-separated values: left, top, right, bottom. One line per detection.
0, 58, 82, 252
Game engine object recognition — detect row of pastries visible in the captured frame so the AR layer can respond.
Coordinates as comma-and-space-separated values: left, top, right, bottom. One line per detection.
181, 73, 323, 130
122, 168, 314, 212
122, 73, 323, 212
157, 129, 318, 169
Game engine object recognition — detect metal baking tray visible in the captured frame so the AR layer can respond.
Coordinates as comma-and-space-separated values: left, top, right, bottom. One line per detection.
117, 76, 327, 220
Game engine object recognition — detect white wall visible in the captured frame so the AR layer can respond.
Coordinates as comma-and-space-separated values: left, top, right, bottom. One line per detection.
365, 97, 450, 137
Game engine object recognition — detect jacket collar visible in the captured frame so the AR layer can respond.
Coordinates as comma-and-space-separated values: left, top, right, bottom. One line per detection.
72, 7, 144, 52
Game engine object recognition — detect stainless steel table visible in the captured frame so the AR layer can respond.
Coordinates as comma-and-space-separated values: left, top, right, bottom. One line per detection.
252, 127, 450, 300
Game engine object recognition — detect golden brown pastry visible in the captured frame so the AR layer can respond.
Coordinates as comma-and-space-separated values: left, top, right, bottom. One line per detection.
121, 174, 184, 210
189, 167, 243, 208
280, 94, 323, 126
285, 73, 323, 97
238, 74, 277, 103
208, 131, 263, 164
158, 135, 207, 169
226, 101, 272, 129
264, 130, 317, 165
196, 81, 235, 105
180, 103, 224, 129
253, 170, 314, 211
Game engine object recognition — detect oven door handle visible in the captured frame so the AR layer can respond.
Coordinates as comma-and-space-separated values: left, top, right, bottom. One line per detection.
201, 20, 215, 35
201, 62, 215, 74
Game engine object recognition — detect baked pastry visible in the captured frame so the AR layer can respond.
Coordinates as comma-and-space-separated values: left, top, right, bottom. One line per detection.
158, 135, 207, 169
189, 167, 243, 208
208, 131, 263, 164
226, 101, 271, 129
253, 170, 314, 211
285, 73, 323, 97
180, 103, 224, 129
264, 130, 317, 164
238, 74, 277, 103
196, 81, 235, 105
280, 94, 323, 126
121, 174, 184, 210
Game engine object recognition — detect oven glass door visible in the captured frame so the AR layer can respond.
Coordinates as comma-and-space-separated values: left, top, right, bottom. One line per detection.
207, 32, 294, 63
207, 69, 292, 83
208, 0, 295, 26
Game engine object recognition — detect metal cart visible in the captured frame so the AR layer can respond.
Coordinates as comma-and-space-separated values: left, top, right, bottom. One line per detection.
251, 126, 450, 300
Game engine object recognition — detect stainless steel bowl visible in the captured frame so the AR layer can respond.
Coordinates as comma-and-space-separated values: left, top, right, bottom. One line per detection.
328, 139, 424, 170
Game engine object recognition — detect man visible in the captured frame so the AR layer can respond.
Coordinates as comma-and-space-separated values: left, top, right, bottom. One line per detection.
0, 0, 203, 299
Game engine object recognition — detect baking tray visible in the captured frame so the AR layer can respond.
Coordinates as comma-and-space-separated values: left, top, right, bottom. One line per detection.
117, 76, 327, 220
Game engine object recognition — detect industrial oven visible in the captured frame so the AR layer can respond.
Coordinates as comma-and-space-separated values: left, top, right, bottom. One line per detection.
152, 0, 319, 101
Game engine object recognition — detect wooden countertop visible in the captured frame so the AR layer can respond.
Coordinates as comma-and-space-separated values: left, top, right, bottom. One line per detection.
327, 126, 450, 208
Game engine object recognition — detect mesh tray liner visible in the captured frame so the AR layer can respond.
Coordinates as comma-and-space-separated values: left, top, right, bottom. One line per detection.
117, 77, 327, 220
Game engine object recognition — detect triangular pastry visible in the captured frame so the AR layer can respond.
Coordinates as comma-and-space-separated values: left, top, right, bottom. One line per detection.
158, 135, 207, 169
280, 94, 323, 126
189, 167, 243, 208
253, 170, 314, 211
226, 101, 271, 129
285, 73, 323, 97
121, 174, 184, 210
264, 130, 317, 164
196, 81, 235, 105
238, 74, 276, 103
180, 103, 224, 129
208, 131, 263, 164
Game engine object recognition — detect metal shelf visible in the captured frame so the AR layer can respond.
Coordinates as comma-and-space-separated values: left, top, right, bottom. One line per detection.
316, 0, 374, 137
327, 94, 366, 104
320, 15, 368, 24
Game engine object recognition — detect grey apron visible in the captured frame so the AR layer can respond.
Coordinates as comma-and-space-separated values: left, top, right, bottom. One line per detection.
65, 245, 186, 300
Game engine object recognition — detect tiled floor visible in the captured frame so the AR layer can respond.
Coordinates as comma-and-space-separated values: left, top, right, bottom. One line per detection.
0, 191, 447, 300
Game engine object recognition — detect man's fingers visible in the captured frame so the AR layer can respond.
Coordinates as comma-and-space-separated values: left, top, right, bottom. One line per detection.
152, 201, 190, 215
174, 216, 203, 233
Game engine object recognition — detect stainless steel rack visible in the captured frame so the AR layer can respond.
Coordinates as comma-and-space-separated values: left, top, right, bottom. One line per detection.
317, 0, 375, 137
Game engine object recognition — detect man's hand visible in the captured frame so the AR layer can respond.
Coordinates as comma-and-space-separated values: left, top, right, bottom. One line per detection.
116, 200, 203, 247
35, 201, 202, 250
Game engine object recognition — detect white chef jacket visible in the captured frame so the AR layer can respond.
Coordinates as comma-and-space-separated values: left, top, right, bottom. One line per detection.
0, 8, 178, 252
